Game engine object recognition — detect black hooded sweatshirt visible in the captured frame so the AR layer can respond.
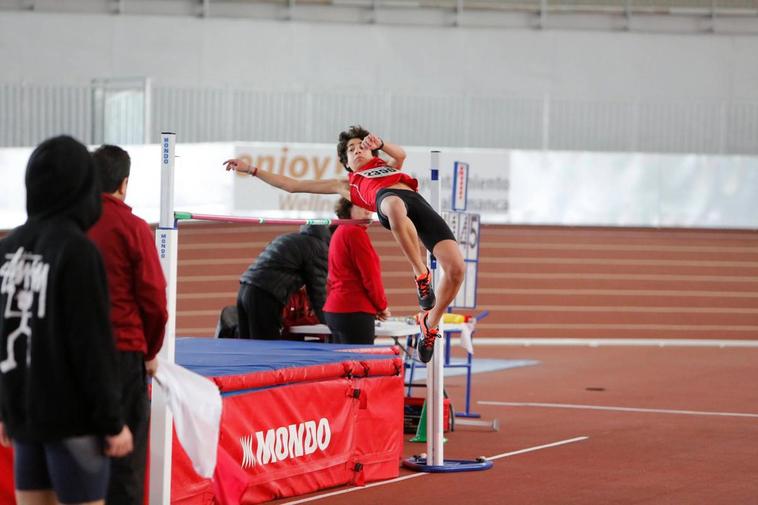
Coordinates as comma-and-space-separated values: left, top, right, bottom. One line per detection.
0, 136, 124, 442
240, 224, 330, 323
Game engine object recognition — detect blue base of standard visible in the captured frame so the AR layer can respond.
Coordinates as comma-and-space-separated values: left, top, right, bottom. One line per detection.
402, 455, 493, 473
455, 411, 481, 418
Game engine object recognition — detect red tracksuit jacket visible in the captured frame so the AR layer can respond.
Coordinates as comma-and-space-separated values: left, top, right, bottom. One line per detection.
88, 194, 167, 359
323, 224, 387, 314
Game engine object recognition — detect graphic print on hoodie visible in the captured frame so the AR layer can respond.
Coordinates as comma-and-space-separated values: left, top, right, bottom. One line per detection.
0, 247, 50, 373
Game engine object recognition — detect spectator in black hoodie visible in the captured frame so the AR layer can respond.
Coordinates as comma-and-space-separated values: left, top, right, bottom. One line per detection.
237, 224, 329, 339
0, 136, 132, 505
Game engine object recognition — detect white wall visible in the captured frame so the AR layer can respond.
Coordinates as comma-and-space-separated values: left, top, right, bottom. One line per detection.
2, 141, 757, 231
2, 11, 758, 102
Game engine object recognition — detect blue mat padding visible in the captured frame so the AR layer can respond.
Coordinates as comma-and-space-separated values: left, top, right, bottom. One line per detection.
176, 337, 395, 378
406, 358, 539, 383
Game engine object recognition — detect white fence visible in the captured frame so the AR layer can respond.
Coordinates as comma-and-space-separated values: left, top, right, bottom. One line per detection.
3, 0, 758, 31
2, 82, 758, 155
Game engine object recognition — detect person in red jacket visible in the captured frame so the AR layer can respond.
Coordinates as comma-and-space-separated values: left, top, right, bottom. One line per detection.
88, 145, 168, 505
324, 198, 390, 345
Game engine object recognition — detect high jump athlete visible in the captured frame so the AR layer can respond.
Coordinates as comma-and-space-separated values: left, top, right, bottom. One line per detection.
224, 126, 464, 363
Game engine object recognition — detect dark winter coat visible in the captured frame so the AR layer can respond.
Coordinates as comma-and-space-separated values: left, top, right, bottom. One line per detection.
240, 225, 330, 322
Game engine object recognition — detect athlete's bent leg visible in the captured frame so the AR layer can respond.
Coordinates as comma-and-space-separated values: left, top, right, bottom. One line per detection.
427, 239, 465, 328
379, 196, 427, 277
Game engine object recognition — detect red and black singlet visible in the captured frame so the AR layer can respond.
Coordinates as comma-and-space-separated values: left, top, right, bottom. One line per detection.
348, 157, 419, 211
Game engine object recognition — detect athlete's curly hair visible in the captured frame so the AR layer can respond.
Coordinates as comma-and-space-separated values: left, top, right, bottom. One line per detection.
336, 125, 379, 172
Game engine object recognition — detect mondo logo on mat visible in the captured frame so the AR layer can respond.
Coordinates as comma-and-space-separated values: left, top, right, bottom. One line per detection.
240, 418, 332, 469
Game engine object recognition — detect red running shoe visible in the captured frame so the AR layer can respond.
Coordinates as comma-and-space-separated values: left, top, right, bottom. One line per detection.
414, 269, 436, 311
415, 311, 440, 363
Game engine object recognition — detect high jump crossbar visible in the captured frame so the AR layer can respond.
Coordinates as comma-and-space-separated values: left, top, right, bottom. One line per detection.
174, 211, 371, 226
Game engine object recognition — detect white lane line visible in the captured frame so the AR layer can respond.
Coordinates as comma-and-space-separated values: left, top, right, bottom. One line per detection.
280, 436, 588, 504
485, 436, 589, 461
480, 401, 758, 418
280, 473, 426, 504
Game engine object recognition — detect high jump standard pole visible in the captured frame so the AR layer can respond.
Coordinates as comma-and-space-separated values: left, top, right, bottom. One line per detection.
149, 132, 178, 505
403, 150, 492, 473
427, 150, 445, 466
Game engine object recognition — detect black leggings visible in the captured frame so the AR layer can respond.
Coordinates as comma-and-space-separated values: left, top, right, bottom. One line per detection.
237, 283, 284, 339
324, 312, 376, 345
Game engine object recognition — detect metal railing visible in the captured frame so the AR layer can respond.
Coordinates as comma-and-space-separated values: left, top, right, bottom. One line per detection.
4, 0, 757, 20
2, 81, 758, 154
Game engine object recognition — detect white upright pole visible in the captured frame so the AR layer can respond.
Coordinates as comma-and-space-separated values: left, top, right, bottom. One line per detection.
149, 132, 178, 505
426, 150, 445, 467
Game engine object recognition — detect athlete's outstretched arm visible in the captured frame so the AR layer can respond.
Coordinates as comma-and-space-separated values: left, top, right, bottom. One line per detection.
224, 158, 350, 198
361, 133, 406, 169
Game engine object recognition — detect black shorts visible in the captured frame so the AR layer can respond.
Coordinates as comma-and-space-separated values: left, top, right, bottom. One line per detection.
375, 188, 456, 253
14, 436, 110, 504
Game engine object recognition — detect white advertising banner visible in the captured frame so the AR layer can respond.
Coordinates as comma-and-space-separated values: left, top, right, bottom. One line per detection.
0, 142, 237, 230
509, 150, 758, 228
231, 143, 344, 219
1, 141, 757, 231
229, 143, 509, 224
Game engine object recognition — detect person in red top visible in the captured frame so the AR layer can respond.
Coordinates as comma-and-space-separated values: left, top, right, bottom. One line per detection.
223, 126, 464, 363
324, 198, 390, 345
88, 145, 168, 505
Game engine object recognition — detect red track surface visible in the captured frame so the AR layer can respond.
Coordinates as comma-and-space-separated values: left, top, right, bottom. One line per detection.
174, 222, 758, 340
170, 222, 757, 503
270, 344, 758, 505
